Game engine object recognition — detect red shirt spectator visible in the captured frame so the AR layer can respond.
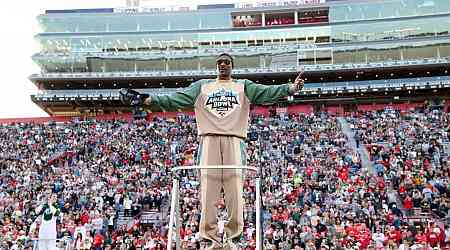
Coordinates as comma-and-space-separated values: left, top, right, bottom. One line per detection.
390, 228, 401, 244
403, 196, 413, 210
306, 166, 313, 177
80, 211, 89, 225
427, 230, 439, 247
416, 232, 428, 244
94, 233, 104, 248
377, 178, 385, 191
386, 212, 394, 224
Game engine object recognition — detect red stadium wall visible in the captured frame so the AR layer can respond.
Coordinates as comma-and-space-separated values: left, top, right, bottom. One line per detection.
252, 106, 270, 116
0, 116, 73, 124
0, 113, 134, 124
357, 102, 424, 112
325, 106, 344, 115
0, 102, 437, 124
288, 104, 314, 114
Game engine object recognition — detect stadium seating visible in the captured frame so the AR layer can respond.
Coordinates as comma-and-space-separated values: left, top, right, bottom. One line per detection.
0, 106, 448, 249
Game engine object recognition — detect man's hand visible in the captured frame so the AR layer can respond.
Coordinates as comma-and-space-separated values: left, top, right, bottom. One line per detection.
289, 71, 305, 94
119, 88, 149, 106
294, 71, 305, 90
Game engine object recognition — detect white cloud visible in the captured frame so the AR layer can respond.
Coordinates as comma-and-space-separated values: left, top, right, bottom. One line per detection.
0, 0, 123, 118
0, 0, 247, 118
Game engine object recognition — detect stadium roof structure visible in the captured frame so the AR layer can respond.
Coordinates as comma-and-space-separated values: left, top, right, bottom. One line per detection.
30, 0, 450, 116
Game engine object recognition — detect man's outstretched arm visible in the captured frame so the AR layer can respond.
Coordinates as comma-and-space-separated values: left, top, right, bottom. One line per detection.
137, 81, 202, 112
245, 72, 304, 105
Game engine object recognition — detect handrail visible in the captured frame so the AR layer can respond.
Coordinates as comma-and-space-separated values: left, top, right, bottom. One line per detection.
29, 238, 72, 250
171, 165, 258, 172
167, 165, 261, 250
30, 57, 450, 79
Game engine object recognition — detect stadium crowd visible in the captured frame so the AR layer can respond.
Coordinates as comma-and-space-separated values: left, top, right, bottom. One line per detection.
0, 107, 449, 249
348, 108, 450, 248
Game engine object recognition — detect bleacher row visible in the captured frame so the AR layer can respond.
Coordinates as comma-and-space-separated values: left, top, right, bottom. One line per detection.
34, 43, 318, 61
30, 57, 450, 79
33, 34, 450, 61
31, 77, 450, 104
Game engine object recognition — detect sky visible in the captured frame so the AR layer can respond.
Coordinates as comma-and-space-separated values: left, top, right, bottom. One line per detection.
0, 0, 248, 118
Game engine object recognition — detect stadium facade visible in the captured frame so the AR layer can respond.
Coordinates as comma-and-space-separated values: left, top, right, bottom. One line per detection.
30, 0, 450, 116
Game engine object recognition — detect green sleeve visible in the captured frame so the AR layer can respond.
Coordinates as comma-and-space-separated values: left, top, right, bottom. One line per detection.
150, 80, 203, 111
39, 203, 49, 215
244, 79, 290, 105
53, 203, 61, 216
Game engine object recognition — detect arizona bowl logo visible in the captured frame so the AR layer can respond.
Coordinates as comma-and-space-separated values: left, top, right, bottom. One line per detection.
205, 88, 240, 118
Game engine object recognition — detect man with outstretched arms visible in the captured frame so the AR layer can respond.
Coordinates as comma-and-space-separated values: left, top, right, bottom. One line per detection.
121, 53, 304, 249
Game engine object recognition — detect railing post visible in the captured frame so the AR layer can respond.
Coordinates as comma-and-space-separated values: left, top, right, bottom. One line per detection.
167, 177, 180, 250
255, 173, 262, 250
175, 190, 181, 250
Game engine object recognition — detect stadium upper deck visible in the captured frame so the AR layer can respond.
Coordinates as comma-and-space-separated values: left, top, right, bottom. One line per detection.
30, 0, 450, 116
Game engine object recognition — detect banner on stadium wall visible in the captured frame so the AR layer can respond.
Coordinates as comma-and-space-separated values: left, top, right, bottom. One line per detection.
46, 8, 114, 14
236, 0, 326, 9
276, 107, 288, 114
114, 6, 191, 13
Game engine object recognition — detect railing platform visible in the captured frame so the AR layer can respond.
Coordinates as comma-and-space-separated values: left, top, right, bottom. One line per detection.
167, 165, 261, 250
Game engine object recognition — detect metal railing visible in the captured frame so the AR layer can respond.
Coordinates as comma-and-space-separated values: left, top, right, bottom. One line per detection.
32, 76, 450, 101
30, 57, 450, 79
167, 165, 261, 250
29, 238, 72, 250
32, 35, 450, 60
